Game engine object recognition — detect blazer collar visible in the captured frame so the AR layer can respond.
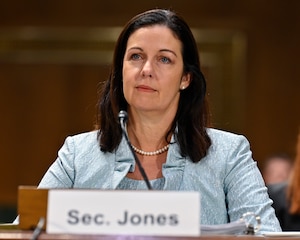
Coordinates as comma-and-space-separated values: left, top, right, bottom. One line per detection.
112, 132, 187, 190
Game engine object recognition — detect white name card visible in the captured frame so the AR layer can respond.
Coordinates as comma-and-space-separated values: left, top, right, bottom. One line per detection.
47, 190, 200, 236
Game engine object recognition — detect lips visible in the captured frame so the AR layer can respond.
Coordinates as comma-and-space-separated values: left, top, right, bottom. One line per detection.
136, 85, 156, 92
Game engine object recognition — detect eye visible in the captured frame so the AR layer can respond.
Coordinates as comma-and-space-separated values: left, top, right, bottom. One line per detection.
130, 53, 142, 60
160, 56, 171, 64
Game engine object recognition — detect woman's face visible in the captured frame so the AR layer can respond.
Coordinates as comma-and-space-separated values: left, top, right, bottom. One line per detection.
122, 25, 190, 115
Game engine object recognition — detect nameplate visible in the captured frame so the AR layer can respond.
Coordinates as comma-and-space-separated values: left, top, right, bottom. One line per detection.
47, 190, 200, 236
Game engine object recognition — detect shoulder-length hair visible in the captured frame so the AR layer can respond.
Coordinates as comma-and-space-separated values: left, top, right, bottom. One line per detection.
96, 9, 211, 163
287, 130, 300, 213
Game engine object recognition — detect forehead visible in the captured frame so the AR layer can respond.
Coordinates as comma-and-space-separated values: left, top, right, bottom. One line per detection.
127, 25, 181, 48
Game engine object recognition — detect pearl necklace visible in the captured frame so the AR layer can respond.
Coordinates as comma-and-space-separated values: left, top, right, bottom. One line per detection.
131, 144, 170, 156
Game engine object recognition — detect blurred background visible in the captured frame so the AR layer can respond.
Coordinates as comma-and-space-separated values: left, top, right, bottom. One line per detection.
0, 0, 299, 222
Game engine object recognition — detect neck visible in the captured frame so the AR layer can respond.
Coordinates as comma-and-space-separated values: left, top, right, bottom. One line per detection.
127, 122, 169, 151
126, 110, 173, 151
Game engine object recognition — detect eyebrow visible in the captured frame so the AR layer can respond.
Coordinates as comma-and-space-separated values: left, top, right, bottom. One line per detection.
127, 47, 178, 57
160, 49, 177, 57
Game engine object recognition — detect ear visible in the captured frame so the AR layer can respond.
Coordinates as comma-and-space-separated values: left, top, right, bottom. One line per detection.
180, 73, 191, 90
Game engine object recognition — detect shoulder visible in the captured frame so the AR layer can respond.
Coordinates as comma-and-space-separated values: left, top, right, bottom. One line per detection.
201, 128, 253, 172
206, 128, 250, 150
66, 130, 98, 143
207, 128, 247, 140
60, 130, 100, 154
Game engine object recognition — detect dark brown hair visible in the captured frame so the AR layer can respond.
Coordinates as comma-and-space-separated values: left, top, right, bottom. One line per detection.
287, 130, 300, 213
96, 9, 211, 162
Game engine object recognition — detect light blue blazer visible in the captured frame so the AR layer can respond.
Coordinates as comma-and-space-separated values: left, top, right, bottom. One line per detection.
38, 128, 281, 233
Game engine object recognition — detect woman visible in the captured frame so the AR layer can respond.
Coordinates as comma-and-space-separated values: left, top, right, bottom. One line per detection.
37, 9, 281, 232
268, 130, 300, 230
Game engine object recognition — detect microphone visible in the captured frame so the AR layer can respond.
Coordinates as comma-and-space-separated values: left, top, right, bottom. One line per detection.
31, 217, 45, 240
118, 110, 152, 190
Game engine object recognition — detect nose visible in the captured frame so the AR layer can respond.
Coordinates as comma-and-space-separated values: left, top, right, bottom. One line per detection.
141, 60, 153, 78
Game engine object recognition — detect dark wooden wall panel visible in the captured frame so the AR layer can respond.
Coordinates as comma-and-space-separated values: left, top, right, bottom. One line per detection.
0, 64, 106, 203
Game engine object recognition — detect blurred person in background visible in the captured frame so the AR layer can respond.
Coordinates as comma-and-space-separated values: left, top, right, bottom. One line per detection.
263, 153, 293, 185
268, 130, 300, 230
